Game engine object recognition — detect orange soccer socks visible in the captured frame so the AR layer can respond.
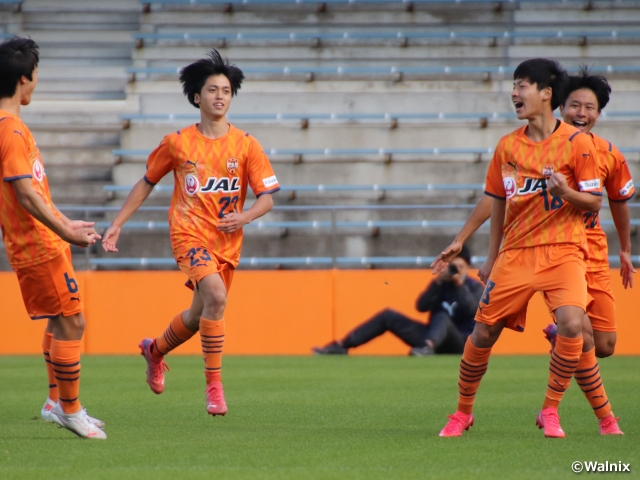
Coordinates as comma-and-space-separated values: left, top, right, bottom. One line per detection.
200, 318, 225, 384
42, 331, 58, 402
152, 312, 198, 359
49, 338, 82, 414
456, 337, 492, 415
574, 347, 612, 419
543, 334, 583, 411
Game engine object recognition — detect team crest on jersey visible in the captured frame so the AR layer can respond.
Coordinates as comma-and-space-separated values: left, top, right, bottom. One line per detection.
185, 174, 200, 196
542, 164, 554, 178
226, 158, 238, 175
503, 177, 516, 199
32, 160, 44, 182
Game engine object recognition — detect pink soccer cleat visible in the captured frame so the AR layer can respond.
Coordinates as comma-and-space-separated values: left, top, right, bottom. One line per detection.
139, 338, 169, 394
439, 411, 474, 437
542, 323, 558, 353
205, 381, 228, 416
599, 414, 624, 435
536, 407, 565, 438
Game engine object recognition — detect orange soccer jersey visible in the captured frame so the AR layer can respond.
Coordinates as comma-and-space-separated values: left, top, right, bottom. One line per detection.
484, 121, 602, 254
144, 123, 280, 266
0, 110, 67, 268
582, 133, 635, 272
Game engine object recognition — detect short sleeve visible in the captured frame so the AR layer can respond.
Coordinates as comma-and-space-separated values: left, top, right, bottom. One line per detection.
573, 134, 602, 196
246, 136, 280, 197
605, 146, 635, 202
144, 135, 175, 185
0, 120, 32, 182
484, 148, 506, 199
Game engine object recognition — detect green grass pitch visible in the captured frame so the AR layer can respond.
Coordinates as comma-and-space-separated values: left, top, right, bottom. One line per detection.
0, 355, 638, 479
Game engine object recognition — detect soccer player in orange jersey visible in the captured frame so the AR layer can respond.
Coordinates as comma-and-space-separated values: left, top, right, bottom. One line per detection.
0, 37, 105, 439
102, 50, 280, 416
438, 59, 604, 439
433, 67, 631, 436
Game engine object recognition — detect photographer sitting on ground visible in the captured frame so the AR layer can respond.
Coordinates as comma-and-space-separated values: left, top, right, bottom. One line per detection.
313, 246, 484, 356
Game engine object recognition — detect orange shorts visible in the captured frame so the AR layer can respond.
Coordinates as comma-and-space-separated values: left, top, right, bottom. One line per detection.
476, 244, 588, 332
14, 248, 82, 320
585, 270, 616, 332
176, 246, 235, 293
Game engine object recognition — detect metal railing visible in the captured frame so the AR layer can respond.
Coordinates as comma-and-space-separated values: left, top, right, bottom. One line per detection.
126, 65, 640, 78
141, 0, 609, 5
133, 30, 640, 43
112, 146, 640, 161
55, 203, 640, 270
120, 110, 640, 125
104, 183, 486, 193
89, 254, 640, 268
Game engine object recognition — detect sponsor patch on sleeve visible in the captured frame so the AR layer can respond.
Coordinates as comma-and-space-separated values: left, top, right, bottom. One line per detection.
578, 179, 601, 192
262, 175, 278, 187
619, 180, 635, 197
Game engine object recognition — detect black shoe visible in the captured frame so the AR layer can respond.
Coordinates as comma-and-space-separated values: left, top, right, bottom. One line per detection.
312, 342, 348, 355
409, 345, 434, 357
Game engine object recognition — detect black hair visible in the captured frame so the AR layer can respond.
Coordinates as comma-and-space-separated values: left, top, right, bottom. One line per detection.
562, 65, 611, 111
179, 49, 244, 108
0, 37, 39, 99
456, 245, 472, 266
513, 58, 568, 110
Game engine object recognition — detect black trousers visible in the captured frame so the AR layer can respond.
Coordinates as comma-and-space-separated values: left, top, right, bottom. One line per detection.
341, 308, 468, 354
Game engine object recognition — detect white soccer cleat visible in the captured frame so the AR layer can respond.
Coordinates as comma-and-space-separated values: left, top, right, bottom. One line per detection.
51, 402, 107, 439
42, 398, 105, 429
41, 398, 63, 426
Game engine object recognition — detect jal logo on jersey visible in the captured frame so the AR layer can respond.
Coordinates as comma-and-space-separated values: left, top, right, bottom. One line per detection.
226, 158, 238, 175
32, 160, 44, 182
503, 177, 516, 199
517, 177, 547, 195
185, 174, 200, 196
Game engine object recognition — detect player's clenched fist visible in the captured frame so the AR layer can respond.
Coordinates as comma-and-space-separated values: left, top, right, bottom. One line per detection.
547, 172, 571, 198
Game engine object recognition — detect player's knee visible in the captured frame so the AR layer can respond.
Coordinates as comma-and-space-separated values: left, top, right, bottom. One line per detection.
204, 288, 227, 312
52, 313, 85, 340
595, 340, 615, 358
471, 324, 499, 348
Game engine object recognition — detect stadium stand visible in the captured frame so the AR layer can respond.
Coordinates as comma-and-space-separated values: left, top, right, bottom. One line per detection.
1, 0, 640, 270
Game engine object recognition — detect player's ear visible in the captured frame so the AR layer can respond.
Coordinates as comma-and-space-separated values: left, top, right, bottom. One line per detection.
193, 93, 200, 105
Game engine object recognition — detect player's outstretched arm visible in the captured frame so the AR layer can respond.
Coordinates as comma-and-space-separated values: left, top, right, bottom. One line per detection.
547, 172, 602, 213
102, 178, 154, 252
10, 178, 100, 247
609, 200, 636, 289
218, 193, 274, 233
478, 198, 505, 284
431, 195, 492, 273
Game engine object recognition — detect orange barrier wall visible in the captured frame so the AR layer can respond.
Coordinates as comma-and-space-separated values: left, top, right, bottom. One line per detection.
1, 270, 638, 355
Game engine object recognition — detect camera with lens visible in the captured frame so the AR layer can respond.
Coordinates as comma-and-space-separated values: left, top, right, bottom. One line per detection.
447, 263, 459, 275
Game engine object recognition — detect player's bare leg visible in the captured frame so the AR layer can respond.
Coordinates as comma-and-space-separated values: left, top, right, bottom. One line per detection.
593, 331, 616, 358
198, 273, 228, 416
